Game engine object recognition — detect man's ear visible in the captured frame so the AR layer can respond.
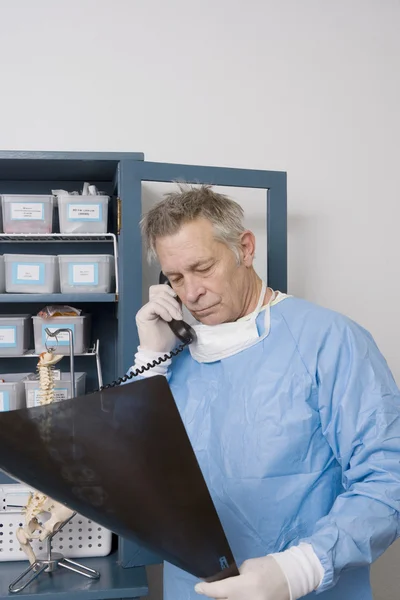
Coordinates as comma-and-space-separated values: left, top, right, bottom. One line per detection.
240, 230, 256, 266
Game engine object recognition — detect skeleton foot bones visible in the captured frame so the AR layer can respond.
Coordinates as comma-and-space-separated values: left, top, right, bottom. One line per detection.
16, 351, 75, 564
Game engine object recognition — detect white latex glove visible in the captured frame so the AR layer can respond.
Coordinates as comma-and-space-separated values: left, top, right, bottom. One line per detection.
195, 544, 324, 600
136, 284, 183, 352
195, 556, 290, 600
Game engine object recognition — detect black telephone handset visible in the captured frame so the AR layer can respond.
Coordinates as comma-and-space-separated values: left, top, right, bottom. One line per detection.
97, 274, 195, 391
158, 271, 196, 345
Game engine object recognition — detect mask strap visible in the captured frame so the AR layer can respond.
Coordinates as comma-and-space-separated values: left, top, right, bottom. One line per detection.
260, 285, 276, 335
267, 288, 277, 306
255, 281, 267, 312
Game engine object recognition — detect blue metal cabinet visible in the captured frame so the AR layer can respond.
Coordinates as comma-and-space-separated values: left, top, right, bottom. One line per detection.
0, 551, 148, 599
0, 151, 148, 599
0, 151, 288, 591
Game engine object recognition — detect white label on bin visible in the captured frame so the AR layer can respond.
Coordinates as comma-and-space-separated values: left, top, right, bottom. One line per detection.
54, 389, 68, 402
17, 264, 40, 281
0, 326, 16, 347
0, 391, 10, 411
68, 204, 101, 222
70, 263, 98, 285
42, 324, 75, 347
52, 370, 61, 381
12, 263, 45, 285
34, 389, 68, 405
11, 203, 44, 220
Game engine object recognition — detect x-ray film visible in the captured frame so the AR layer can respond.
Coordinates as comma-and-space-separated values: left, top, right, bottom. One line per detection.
0, 375, 238, 581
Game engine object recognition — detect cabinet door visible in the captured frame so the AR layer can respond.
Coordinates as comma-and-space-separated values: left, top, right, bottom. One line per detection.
117, 159, 287, 368
117, 160, 287, 567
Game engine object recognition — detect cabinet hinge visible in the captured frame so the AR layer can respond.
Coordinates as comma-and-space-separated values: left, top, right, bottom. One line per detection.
117, 197, 122, 235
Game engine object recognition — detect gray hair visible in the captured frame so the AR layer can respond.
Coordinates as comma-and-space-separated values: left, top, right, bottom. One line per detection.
140, 184, 246, 263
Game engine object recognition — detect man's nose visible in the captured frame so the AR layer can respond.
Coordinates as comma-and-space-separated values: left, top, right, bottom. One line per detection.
185, 277, 206, 304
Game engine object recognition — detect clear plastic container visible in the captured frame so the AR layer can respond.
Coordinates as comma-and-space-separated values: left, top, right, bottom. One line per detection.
0, 374, 30, 411
24, 372, 86, 408
58, 254, 113, 293
0, 315, 30, 356
0, 256, 5, 293
1, 195, 54, 234
4, 254, 59, 294
32, 315, 91, 355
57, 195, 109, 234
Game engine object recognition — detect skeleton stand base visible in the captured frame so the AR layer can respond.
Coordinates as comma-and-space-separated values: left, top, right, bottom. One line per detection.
9, 513, 100, 594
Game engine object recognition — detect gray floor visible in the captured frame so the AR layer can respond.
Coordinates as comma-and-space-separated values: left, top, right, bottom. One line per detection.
145, 565, 163, 600
371, 539, 400, 600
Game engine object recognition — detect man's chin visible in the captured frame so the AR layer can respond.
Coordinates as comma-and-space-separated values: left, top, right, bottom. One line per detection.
194, 311, 226, 326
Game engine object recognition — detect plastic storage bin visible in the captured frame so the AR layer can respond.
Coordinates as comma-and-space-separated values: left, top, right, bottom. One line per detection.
0, 374, 30, 411
0, 255, 5, 293
1, 195, 54, 234
32, 315, 91, 355
4, 254, 59, 294
58, 254, 113, 293
0, 315, 30, 356
24, 372, 86, 408
57, 195, 109, 234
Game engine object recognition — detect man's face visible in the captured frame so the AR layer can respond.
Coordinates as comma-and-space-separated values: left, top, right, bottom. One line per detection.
156, 217, 253, 325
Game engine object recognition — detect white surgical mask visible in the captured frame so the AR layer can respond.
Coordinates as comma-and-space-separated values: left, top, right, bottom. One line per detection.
189, 281, 274, 363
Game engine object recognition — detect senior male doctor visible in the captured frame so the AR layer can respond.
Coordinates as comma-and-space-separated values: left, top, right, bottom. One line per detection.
128, 184, 400, 600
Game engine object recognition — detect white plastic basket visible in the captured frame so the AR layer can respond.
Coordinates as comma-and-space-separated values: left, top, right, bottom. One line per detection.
0, 485, 112, 561
0, 314, 31, 357
32, 315, 90, 355
4, 254, 59, 294
24, 372, 86, 408
0, 374, 30, 411
58, 254, 113, 293
57, 195, 109, 234
0, 255, 5, 293
1, 195, 54, 234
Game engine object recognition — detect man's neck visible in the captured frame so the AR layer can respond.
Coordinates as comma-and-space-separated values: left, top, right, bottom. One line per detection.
238, 275, 272, 319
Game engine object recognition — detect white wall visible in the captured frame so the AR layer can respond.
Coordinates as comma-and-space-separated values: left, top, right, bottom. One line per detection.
1, 1, 399, 598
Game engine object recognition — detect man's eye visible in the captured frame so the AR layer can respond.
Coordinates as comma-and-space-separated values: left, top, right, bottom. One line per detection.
170, 277, 183, 285
198, 265, 212, 273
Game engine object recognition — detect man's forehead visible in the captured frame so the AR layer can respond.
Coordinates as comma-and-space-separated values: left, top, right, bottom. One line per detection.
163, 257, 214, 276
159, 219, 214, 243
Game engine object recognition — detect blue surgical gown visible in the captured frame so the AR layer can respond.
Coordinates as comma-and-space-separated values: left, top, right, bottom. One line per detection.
147, 297, 400, 599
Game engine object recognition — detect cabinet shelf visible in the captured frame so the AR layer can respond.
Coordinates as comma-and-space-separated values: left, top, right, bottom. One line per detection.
0, 294, 116, 303
0, 346, 98, 358
0, 339, 104, 393
0, 352, 96, 358
0, 550, 148, 599
0, 234, 116, 243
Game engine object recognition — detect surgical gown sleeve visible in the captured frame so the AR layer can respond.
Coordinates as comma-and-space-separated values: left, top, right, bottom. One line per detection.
301, 317, 400, 593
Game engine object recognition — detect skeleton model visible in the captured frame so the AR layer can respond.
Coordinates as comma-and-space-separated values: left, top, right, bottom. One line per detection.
16, 351, 75, 564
